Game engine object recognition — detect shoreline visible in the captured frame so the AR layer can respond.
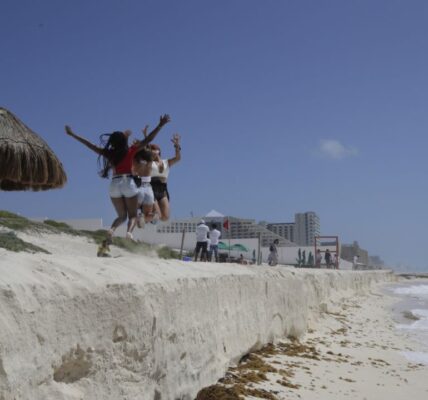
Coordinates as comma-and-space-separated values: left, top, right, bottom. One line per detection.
196, 282, 428, 399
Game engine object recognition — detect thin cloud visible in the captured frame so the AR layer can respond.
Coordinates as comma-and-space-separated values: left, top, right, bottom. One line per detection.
319, 139, 358, 159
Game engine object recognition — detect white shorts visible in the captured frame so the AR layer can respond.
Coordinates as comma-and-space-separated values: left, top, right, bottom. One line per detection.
109, 175, 139, 198
137, 183, 155, 206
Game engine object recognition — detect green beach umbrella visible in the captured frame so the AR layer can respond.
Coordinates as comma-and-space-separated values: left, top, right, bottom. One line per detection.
218, 241, 229, 250
230, 243, 249, 252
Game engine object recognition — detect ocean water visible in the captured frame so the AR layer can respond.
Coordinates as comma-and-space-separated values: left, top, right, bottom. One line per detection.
389, 281, 428, 365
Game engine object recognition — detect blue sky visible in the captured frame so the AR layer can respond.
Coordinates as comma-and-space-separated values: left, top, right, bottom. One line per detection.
1, 0, 428, 270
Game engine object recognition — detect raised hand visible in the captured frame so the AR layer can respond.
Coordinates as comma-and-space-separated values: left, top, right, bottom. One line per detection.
171, 133, 181, 146
65, 125, 74, 136
141, 125, 149, 138
159, 114, 171, 127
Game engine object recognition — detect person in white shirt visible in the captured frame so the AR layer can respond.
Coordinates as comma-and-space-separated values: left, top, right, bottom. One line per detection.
194, 219, 210, 261
268, 239, 279, 266
353, 255, 359, 270
208, 223, 221, 262
331, 253, 338, 269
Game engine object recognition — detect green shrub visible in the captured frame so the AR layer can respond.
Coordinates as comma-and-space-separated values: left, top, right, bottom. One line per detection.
157, 246, 180, 259
0, 232, 50, 254
0, 210, 166, 257
80, 229, 110, 244
0, 210, 47, 231
111, 237, 151, 254
43, 219, 77, 234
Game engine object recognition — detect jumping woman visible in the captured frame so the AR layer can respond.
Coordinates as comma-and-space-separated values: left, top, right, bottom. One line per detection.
132, 136, 156, 227
65, 114, 170, 240
148, 133, 181, 221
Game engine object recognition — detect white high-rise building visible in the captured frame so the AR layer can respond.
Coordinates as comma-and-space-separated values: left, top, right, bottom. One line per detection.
295, 212, 320, 246
266, 222, 295, 243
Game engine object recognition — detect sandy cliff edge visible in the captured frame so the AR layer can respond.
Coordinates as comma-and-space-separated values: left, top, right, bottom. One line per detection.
0, 233, 395, 400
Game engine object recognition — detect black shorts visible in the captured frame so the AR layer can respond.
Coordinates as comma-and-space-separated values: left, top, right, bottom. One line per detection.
151, 179, 170, 202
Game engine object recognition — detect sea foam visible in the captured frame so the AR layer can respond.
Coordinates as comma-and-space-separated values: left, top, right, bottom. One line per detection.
393, 284, 428, 299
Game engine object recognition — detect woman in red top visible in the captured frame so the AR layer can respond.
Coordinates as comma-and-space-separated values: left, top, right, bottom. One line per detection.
65, 114, 170, 240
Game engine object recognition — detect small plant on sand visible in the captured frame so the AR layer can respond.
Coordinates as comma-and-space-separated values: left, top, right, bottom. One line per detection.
157, 246, 180, 259
0, 210, 51, 232
0, 231, 50, 254
111, 237, 151, 253
80, 229, 111, 243
43, 219, 79, 236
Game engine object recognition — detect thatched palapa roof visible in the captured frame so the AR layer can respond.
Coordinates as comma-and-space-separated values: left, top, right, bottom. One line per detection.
0, 107, 67, 191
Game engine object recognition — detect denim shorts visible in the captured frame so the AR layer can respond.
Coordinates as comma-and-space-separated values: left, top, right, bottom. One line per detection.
109, 175, 139, 198
137, 183, 155, 206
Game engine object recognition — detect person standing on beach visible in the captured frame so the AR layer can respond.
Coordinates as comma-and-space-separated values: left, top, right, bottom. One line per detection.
268, 239, 279, 266
325, 249, 332, 268
331, 253, 338, 269
315, 249, 322, 268
208, 223, 221, 262
65, 114, 170, 240
353, 255, 359, 270
194, 219, 209, 261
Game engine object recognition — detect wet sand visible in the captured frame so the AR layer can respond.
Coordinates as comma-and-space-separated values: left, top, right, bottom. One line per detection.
196, 287, 428, 400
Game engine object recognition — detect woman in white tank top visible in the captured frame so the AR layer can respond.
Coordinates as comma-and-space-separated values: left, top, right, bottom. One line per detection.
148, 133, 181, 221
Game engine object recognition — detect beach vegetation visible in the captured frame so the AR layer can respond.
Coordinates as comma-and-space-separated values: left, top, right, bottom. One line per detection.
0, 231, 50, 254
80, 229, 111, 243
296, 249, 314, 267
0, 210, 176, 257
157, 246, 180, 259
43, 219, 78, 235
110, 237, 151, 254
0, 210, 50, 232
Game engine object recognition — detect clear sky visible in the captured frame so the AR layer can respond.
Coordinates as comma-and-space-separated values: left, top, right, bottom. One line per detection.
1, 0, 428, 270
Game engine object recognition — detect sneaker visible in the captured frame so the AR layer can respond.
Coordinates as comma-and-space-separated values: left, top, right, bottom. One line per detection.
137, 214, 145, 229
126, 232, 137, 242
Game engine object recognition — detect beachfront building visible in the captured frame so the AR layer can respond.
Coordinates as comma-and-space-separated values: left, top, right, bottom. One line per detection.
156, 210, 294, 248
220, 217, 294, 247
266, 211, 320, 246
295, 212, 320, 246
266, 222, 295, 243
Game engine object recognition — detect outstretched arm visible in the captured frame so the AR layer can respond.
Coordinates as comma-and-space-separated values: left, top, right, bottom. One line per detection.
168, 133, 181, 167
137, 114, 171, 150
65, 125, 105, 156
141, 125, 149, 139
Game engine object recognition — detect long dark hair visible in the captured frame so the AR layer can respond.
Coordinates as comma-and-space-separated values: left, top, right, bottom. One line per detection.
98, 131, 128, 178
134, 147, 153, 164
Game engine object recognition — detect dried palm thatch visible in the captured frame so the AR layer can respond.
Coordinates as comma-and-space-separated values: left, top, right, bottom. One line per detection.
0, 107, 67, 191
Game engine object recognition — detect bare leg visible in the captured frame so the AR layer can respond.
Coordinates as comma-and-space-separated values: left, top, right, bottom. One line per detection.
143, 204, 154, 223
158, 197, 170, 221
153, 201, 161, 218
124, 195, 139, 235
109, 197, 128, 235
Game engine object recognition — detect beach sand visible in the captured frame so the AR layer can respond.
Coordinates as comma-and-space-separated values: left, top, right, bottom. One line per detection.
0, 226, 408, 399
196, 287, 428, 399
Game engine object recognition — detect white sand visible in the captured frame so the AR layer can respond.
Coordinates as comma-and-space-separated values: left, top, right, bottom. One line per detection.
0, 230, 397, 399
205, 288, 428, 399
